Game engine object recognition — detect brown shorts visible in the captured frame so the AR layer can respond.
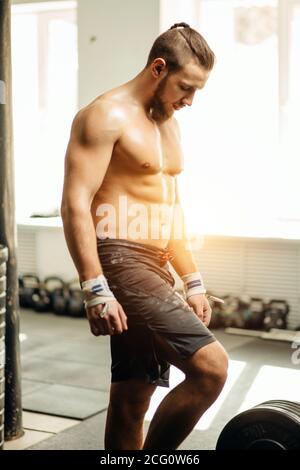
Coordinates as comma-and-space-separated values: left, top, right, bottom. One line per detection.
97, 238, 216, 387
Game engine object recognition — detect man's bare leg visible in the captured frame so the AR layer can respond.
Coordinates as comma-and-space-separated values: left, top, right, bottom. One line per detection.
105, 379, 157, 450
143, 339, 228, 450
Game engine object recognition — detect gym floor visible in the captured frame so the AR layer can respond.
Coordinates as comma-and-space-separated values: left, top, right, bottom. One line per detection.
4, 309, 300, 451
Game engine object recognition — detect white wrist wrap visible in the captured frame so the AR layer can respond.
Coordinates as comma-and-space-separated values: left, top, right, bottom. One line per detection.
181, 271, 206, 298
81, 274, 115, 308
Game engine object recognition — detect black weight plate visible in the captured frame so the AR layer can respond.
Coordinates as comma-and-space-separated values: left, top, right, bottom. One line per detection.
0, 276, 6, 293
0, 377, 4, 395
0, 424, 4, 450
0, 308, 5, 325
0, 365, 4, 382
0, 246, 8, 264
0, 293, 5, 310
0, 321, 5, 338
256, 400, 300, 418
255, 401, 300, 422
216, 406, 300, 449
0, 365, 4, 381
253, 404, 300, 429
0, 393, 4, 411
0, 264, 5, 277
0, 350, 4, 370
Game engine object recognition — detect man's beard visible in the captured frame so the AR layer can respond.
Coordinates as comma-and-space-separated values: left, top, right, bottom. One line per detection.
150, 76, 171, 121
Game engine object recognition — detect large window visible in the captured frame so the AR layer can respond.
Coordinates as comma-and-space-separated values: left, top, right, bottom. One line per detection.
277, 0, 300, 224
11, 1, 78, 220
161, 0, 300, 238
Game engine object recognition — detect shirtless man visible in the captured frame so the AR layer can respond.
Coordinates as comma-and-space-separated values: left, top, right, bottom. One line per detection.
61, 23, 228, 450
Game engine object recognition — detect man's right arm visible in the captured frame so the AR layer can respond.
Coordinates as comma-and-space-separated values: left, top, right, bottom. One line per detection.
60, 102, 122, 282
61, 102, 128, 336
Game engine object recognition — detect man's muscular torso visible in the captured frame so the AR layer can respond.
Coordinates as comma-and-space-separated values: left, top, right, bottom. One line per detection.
89, 87, 184, 249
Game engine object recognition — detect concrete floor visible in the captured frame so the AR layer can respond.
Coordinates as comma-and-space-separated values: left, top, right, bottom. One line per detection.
4, 309, 300, 450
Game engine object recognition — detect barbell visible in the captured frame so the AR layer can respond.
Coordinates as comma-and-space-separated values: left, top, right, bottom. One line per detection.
216, 399, 300, 450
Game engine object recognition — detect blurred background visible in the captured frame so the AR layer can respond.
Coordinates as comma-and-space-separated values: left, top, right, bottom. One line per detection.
11, 0, 300, 328
11, 0, 300, 237
3, 0, 300, 451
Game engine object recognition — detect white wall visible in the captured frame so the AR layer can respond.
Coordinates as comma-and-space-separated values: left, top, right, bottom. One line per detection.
12, 0, 65, 3
77, 0, 160, 106
12, 0, 160, 107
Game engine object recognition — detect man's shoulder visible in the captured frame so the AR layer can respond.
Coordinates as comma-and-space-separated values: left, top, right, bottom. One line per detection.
73, 94, 127, 143
79, 94, 127, 126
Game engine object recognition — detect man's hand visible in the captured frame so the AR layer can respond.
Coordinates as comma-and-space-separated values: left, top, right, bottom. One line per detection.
86, 300, 128, 336
187, 294, 212, 327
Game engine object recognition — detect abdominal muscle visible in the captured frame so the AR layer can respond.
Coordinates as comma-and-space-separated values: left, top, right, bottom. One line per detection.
91, 173, 177, 249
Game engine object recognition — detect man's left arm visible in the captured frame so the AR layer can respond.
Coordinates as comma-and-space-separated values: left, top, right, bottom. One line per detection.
167, 178, 212, 326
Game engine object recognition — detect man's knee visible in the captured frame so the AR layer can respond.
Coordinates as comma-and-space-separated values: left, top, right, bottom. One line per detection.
186, 341, 228, 390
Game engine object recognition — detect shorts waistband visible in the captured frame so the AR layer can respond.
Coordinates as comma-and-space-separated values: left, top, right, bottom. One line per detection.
97, 238, 174, 263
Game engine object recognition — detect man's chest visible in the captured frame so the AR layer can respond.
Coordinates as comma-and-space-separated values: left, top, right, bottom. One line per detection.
115, 118, 184, 177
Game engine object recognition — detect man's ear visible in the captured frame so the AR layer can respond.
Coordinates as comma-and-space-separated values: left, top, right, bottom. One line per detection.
156, 65, 163, 74
152, 58, 167, 78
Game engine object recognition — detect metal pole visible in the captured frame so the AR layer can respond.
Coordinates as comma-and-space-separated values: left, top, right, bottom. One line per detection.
0, 0, 23, 440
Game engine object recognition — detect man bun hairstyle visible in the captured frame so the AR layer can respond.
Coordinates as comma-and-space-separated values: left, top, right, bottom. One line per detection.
170, 22, 190, 29
146, 23, 215, 73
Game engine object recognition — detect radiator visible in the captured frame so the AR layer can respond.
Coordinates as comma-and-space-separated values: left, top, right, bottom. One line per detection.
17, 219, 77, 283
194, 235, 300, 330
